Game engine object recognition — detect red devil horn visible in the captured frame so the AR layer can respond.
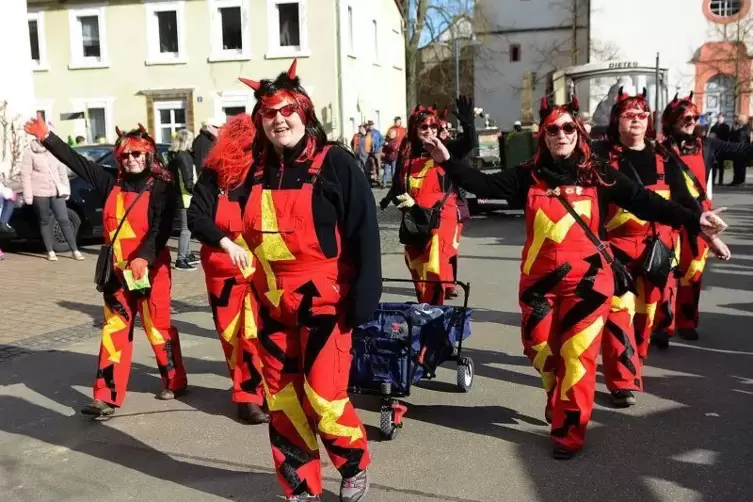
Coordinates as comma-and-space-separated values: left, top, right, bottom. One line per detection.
540, 95, 550, 111
239, 77, 261, 90
570, 95, 580, 113
672, 92, 679, 102
115, 126, 124, 138
137, 123, 147, 134
688, 91, 694, 101
618, 86, 625, 98
642, 87, 648, 98
287, 58, 298, 79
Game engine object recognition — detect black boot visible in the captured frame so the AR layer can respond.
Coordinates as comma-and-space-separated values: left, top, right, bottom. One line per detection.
553, 447, 578, 460
80, 399, 116, 417
238, 403, 269, 424
678, 327, 699, 341
611, 390, 637, 408
156, 387, 187, 400
650, 331, 670, 350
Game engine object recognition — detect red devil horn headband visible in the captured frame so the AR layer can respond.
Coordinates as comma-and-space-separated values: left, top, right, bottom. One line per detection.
287, 58, 297, 79
642, 87, 647, 98
115, 126, 124, 138
239, 58, 298, 91
239, 77, 261, 90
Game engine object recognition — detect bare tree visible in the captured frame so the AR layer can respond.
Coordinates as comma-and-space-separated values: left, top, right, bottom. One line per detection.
695, 16, 753, 115
0, 101, 25, 183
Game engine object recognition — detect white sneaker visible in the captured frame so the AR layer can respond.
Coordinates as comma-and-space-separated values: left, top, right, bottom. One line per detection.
72, 250, 85, 260
47, 251, 58, 261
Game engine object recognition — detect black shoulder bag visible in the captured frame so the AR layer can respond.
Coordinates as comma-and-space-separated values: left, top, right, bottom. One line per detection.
554, 192, 636, 297
94, 180, 153, 292
620, 159, 674, 288
398, 161, 453, 248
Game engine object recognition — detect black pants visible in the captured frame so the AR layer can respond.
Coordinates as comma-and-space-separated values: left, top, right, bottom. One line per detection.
32, 196, 78, 252
731, 160, 747, 185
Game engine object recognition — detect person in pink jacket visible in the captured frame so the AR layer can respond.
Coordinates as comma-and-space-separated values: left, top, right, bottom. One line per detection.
21, 138, 84, 261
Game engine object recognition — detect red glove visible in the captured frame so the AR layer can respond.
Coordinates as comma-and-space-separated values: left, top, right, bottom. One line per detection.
23, 113, 49, 142
129, 258, 149, 281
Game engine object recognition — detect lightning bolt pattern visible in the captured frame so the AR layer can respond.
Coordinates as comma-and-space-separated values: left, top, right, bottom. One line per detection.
263, 381, 319, 452
233, 234, 256, 279
560, 317, 605, 401
407, 159, 435, 193
681, 247, 708, 286
254, 189, 295, 307
140, 300, 166, 346
101, 304, 127, 363
531, 341, 555, 392
523, 200, 592, 275
606, 189, 669, 232
109, 192, 137, 269
303, 380, 364, 443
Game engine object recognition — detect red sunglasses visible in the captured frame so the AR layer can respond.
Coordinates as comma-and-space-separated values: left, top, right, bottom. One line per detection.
622, 112, 650, 120
419, 122, 439, 131
682, 114, 700, 125
544, 122, 577, 136
119, 151, 145, 160
260, 104, 298, 120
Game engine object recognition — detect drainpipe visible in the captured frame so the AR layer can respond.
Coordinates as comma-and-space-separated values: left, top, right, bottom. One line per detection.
335, 0, 346, 142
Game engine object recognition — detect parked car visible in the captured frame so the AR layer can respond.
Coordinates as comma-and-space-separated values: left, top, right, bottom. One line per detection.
1, 143, 172, 252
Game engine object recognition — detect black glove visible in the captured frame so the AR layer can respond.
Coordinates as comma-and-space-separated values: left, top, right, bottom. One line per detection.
379, 197, 390, 211
454, 95, 474, 128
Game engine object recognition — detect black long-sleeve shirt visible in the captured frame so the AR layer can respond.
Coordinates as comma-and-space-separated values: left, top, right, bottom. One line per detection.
168, 150, 196, 208
189, 140, 382, 327
41, 132, 177, 264
187, 168, 247, 248
441, 155, 702, 240
665, 135, 753, 179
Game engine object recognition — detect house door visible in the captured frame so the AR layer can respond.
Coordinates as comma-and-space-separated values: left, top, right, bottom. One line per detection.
704, 74, 736, 121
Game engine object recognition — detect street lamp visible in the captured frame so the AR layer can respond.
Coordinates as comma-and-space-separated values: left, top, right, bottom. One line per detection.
437, 24, 481, 131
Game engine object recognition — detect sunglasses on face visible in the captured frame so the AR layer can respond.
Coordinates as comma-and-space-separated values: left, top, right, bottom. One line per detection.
544, 122, 577, 136
419, 123, 439, 131
261, 104, 298, 120
119, 151, 144, 161
682, 114, 700, 125
621, 112, 650, 121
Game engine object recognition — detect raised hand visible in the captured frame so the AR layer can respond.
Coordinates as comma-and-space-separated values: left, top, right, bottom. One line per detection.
423, 137, 451, 163
23, 113, 49, 142
453, 95, 475, 127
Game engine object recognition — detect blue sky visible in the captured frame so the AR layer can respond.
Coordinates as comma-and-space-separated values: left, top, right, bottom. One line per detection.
409, 0, 472, 47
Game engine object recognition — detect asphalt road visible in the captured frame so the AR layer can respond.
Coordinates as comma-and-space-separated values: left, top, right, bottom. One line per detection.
1, 187, 752, 501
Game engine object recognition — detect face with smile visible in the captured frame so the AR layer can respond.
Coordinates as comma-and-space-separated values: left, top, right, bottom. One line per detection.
619, 106, 649, 143
675, 110, 699, 136
544, 114, 578, 158
417, 119, 438, 142
261, 97, 305, 150
119, 149, 147, 174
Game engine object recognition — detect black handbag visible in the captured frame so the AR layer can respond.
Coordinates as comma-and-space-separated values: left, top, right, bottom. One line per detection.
398, 163, 453, 248
621, 158, 674, 288
554, 192, 636, 297
94, 181, 153, 292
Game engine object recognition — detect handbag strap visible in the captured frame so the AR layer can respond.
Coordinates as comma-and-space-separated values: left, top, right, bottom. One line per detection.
110, 179, 154, 244
554, 192, 614, 265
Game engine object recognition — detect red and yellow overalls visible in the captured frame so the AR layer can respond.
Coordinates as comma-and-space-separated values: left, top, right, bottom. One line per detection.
402, 155, 460, 304
602, 152, 675, 386
675, 149, 711, 332
519, 176, 612, 452
242, 147, 369, 497
200, 192, 264, 405
95, 183, 187, 407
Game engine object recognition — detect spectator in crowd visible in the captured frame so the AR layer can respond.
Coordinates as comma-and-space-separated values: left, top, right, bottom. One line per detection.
0, 178, 18, 260
366, 120, 383, 180
192, 117, 224, 171
75, 136, 86, 145
386, 116, 407, 147
730, 116, 751, 186
21, 134, 84, 261
352, 124, 373, 179
381, 127, 400, 188
168, 129, 199, 270
709, 113, 731, 185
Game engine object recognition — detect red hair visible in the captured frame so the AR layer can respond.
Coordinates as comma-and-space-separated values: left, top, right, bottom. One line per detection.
526, 97, 610, 186
204, 113, 256, 191
661, 91, 702, 150
607, 87, 655, 146
112, 125, 172, 183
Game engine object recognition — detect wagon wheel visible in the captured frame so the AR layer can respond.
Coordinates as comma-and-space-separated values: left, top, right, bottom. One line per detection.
456, 356, 474, 392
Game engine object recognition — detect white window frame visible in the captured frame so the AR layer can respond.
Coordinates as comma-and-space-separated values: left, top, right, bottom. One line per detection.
346, 5, 356, 58
67, 5, 109, 70
153, 99, 187, 144
266, 0, 310, 59
213, 91, 254, 121
28, 11, 49, 72
69, 97, 115, 143
144, 0, 187, 65
392, 27, 403, 69
208, 0, 251, 62
372, 18, 380, 66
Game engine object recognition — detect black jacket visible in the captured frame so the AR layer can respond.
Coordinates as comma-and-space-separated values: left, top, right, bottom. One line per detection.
191, 130, 215, 171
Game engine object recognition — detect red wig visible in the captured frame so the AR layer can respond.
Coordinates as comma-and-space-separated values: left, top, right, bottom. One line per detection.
526, 95, 609, 186
203, 113, 256, 191
661, 91, 701, 150
239, 59, 327, 164
403, 104, 439, 154
606, 86, 655, 146
113, 124, 172, 183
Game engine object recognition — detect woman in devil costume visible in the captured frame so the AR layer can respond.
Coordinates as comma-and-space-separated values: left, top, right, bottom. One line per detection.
186, 113, 268, 424
23, 116, 187, 417
378, 104, 460, 304
660, 93, 753, 342
237, 60, 380, 502
428, 95, 727, 458
595, 88, 730, 408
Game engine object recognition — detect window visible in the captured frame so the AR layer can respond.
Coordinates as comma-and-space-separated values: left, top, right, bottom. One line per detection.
510, 44, 521, 62
87, 107, 107, 142
392, 28, 403, 69
350, 117, 356, 136
68, 7, 108, 68
266, 0, 309, 58
35, 100, 53, 124
154, 100, 187, 144
145, 1, 186, 65
69, 98, 114, 142
374, 110, 381, 131
215, 92, 251, 122
347, 6, 354, 55
209, 0, 250, 61
372, 20, 379, 63
710, 0, 742, 16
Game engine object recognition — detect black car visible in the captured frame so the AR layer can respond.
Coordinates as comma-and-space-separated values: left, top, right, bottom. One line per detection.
1, 143, 172, 252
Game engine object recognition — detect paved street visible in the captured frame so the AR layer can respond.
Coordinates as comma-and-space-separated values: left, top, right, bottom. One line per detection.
1, 187, 752, 501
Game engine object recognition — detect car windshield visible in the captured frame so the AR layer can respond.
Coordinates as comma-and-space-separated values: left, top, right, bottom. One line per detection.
73, 145, 113, 162
570, 72, 668, 128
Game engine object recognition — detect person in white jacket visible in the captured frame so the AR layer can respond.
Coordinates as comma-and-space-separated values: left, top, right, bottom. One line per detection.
20, 138, 83, 261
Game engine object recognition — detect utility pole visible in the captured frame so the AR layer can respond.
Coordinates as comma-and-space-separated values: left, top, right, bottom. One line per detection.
571, 0, 578, 65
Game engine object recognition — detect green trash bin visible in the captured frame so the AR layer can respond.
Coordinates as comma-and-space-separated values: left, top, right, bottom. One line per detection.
504, 131, 536, 169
